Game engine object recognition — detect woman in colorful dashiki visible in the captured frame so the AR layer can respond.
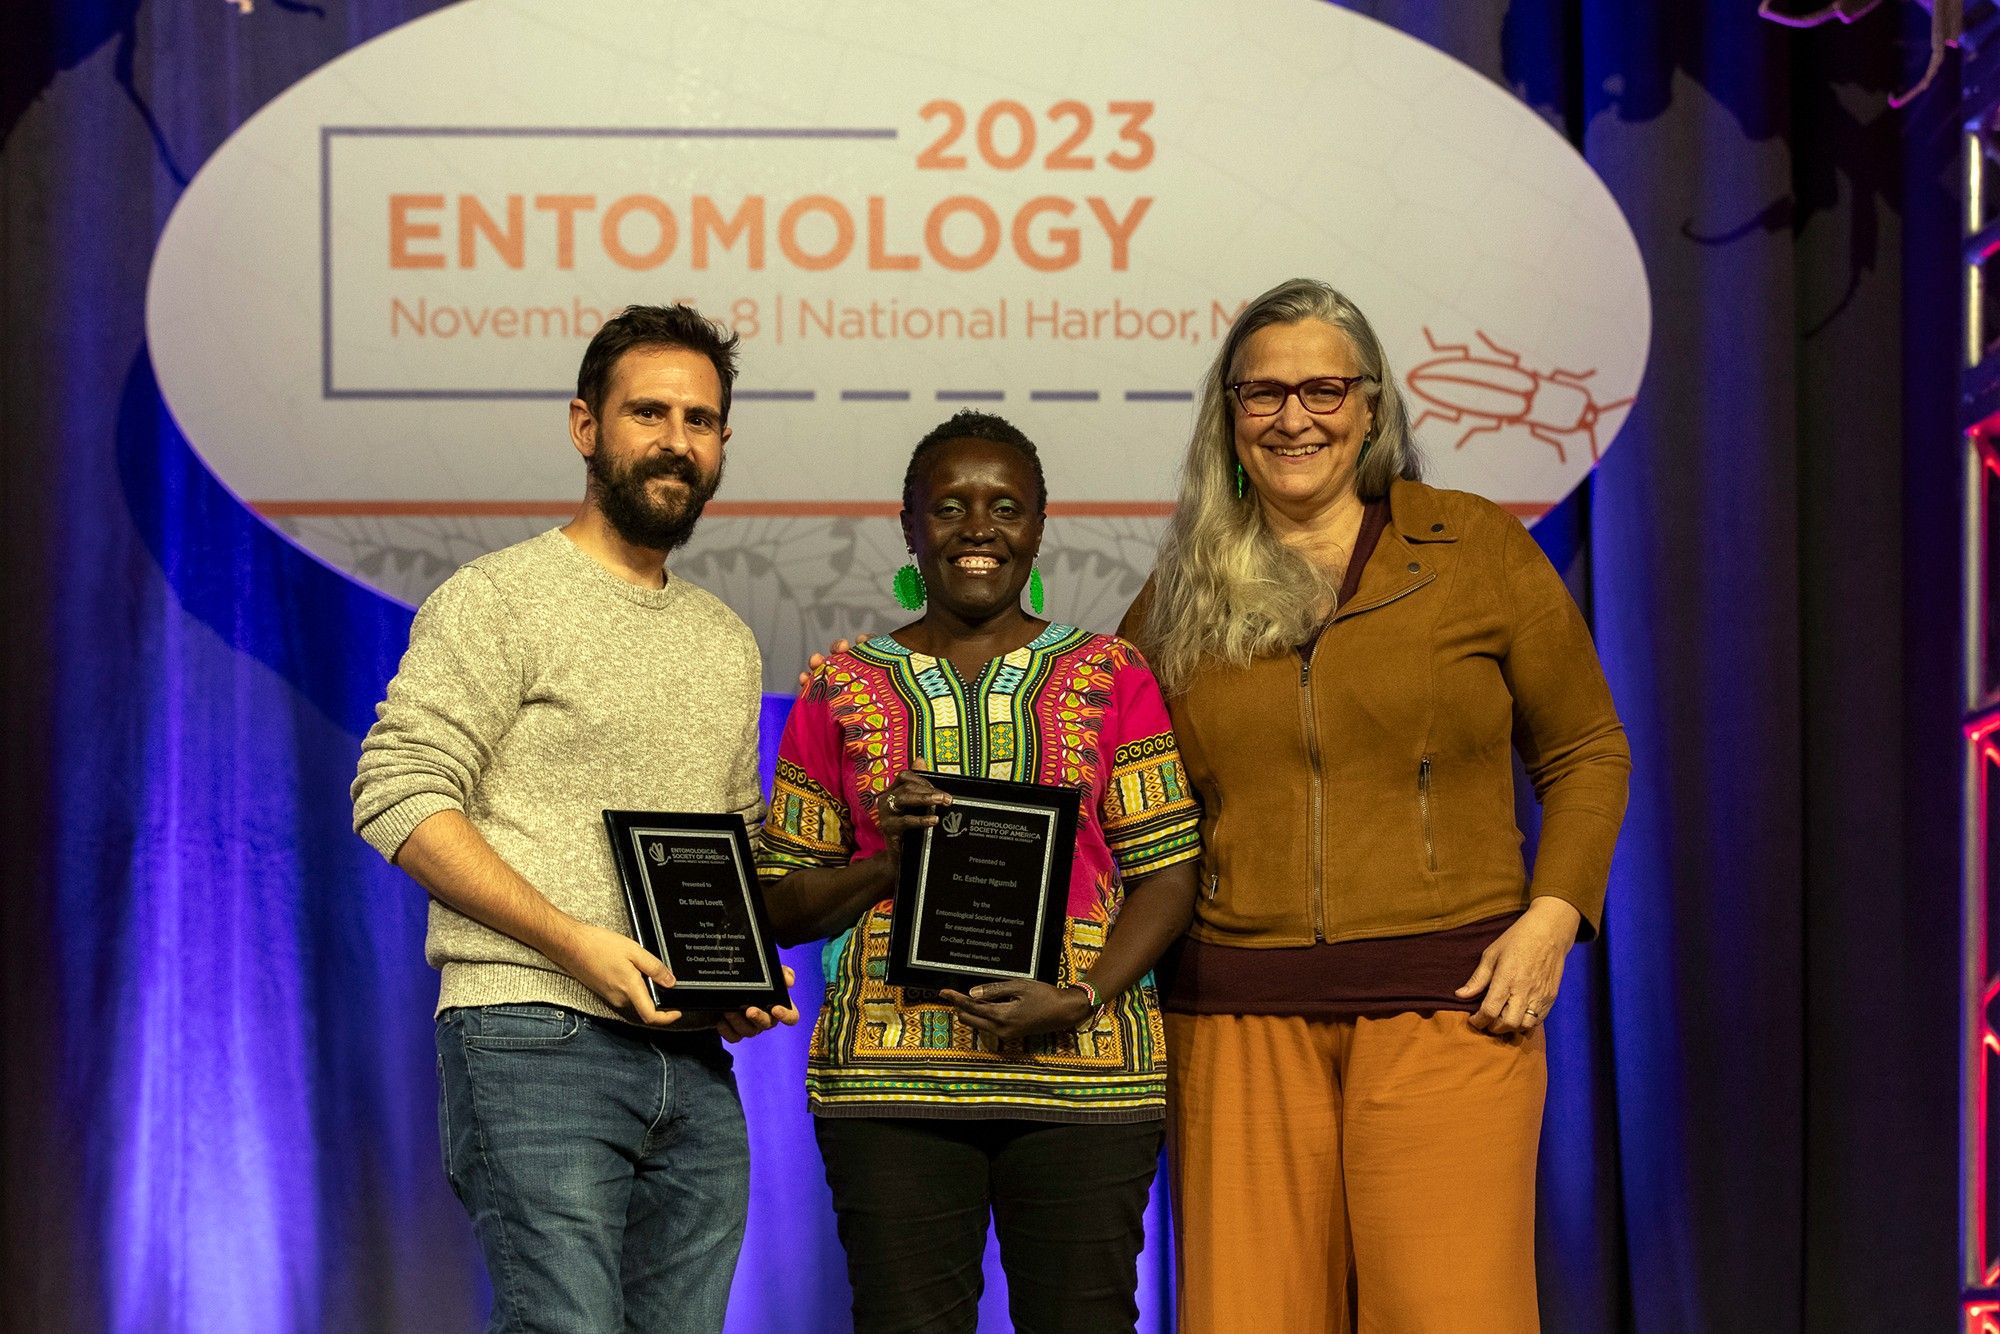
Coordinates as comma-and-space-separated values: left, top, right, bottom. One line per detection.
759, 411, 1202, 1334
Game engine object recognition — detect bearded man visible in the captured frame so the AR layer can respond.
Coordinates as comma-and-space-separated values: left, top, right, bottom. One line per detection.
351, 304, 796, 1333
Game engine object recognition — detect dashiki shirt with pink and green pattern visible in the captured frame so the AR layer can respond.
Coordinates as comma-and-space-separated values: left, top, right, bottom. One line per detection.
759, 624, 1201, 1124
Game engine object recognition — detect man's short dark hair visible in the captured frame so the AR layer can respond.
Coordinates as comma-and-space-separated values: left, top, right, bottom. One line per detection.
575, 304, 741, 421
902, 410, 1048, 516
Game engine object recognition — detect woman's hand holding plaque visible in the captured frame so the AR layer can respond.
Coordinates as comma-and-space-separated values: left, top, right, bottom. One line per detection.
940, 978, 1094, 1041
875, 771, 951, 872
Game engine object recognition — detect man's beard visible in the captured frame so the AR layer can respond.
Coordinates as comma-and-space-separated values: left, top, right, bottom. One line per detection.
588, 447, 723, 553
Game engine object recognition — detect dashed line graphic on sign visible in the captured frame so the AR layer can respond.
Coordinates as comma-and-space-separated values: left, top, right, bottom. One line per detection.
1405, 329, 1633, 464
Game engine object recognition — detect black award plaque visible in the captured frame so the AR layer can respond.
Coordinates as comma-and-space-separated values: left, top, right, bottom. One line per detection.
602, 810, 790, 1013
885, 772, 1080, 992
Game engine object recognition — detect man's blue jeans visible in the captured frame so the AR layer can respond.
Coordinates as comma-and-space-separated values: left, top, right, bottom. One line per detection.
435, 1004, 750, 1333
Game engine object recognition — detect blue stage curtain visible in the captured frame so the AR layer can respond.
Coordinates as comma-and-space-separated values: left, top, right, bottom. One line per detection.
0, 4, 1960, 1330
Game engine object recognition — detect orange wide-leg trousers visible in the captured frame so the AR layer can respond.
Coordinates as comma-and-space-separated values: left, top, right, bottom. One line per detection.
1165, 1010, 1546, 1334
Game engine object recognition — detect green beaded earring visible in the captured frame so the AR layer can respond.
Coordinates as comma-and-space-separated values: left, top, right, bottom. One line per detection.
891, 562, 926, 611
1028, 565, 1046, 615
1358, 433, 1375, 464
1235, 462, 1248, 499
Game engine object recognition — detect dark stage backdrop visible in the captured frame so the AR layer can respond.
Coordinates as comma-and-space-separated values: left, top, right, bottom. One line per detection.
0, 3, 1962, 1330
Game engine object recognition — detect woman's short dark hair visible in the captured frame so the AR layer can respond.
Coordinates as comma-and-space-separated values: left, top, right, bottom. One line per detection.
902, 410, 1048, 515
575, 304, 741, 421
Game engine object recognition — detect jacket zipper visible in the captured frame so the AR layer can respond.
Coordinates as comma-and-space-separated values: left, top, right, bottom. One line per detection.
1301, 654, 1326, 940
1419, 755, 1436, 872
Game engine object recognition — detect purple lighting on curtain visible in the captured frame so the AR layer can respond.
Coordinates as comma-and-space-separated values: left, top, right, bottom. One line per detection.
92, 479, 320, 1330
93, 354, 481, 1332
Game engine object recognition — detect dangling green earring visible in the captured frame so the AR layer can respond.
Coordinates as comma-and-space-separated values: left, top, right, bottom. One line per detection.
1358, 434, 1375, 465
1235, 462, 1248, 499
1028, 564, 1046, 615
891, 562, 926, 611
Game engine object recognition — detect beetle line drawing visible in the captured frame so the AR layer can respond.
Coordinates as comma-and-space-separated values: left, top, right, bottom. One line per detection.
1404, 328, 1634, 465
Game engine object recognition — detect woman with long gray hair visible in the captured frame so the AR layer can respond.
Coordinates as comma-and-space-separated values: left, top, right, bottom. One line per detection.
1119, 278, 1629, 1330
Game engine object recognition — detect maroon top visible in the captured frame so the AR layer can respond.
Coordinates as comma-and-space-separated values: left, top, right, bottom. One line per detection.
1160, 499, 1518, 1018
1158, 914, 1517, 1017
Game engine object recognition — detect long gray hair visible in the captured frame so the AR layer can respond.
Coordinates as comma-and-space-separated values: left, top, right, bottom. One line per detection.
1139, 278, 1422, 694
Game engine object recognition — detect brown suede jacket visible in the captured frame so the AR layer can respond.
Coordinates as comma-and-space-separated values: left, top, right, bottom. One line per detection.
1120, 480, 1630, 947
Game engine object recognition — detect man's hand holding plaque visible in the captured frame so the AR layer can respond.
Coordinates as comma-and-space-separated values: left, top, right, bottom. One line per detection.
544, 918, 686, 1028
602, 810, 794, 1027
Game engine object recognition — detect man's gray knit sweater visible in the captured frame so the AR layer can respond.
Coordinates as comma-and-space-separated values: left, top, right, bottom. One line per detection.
351, 528, 765, 1017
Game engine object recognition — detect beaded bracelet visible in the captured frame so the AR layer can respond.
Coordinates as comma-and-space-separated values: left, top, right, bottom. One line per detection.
1071, 978, 1101, 1011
